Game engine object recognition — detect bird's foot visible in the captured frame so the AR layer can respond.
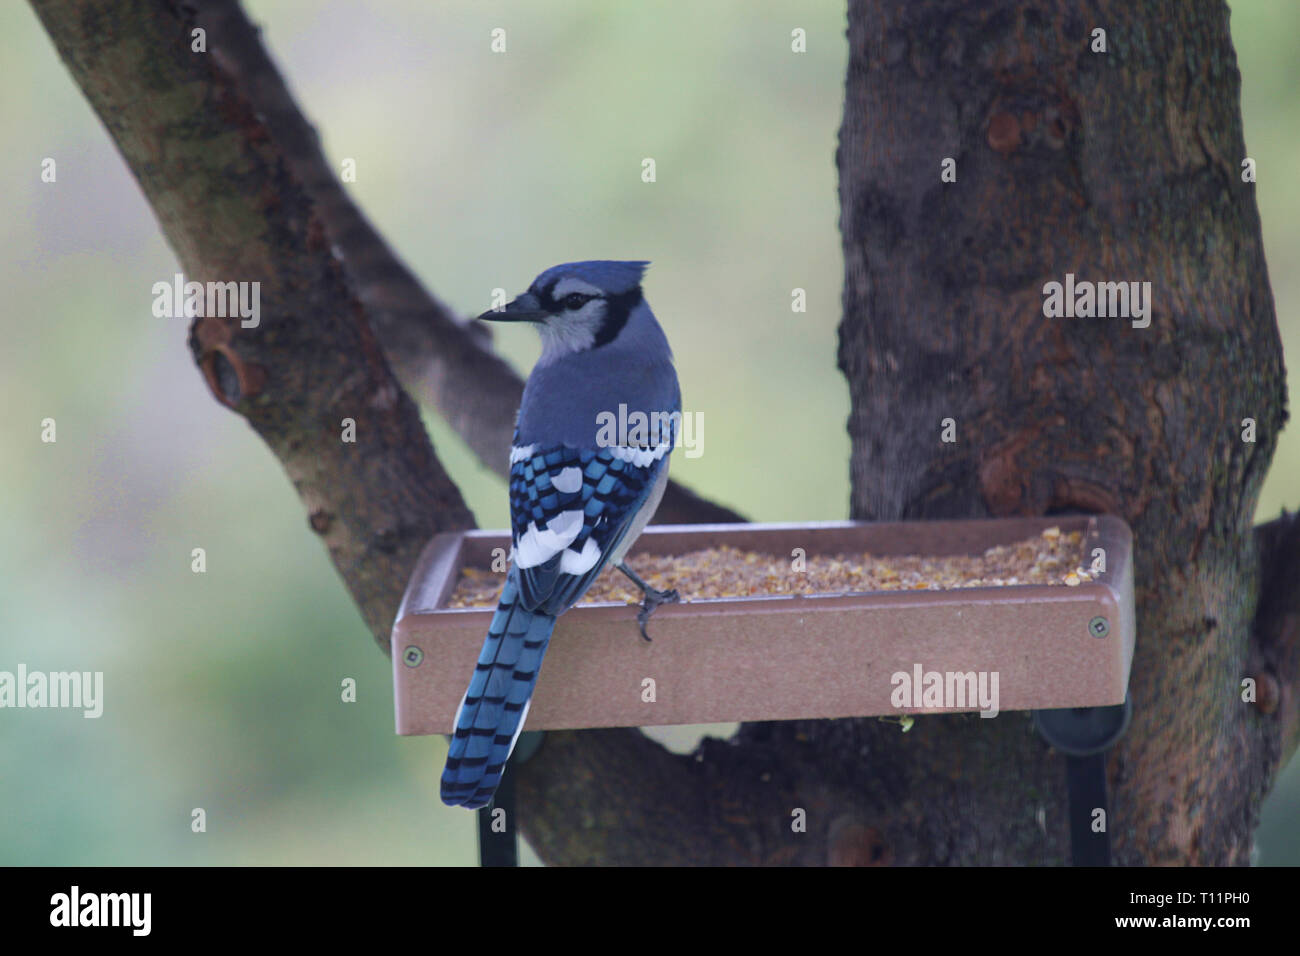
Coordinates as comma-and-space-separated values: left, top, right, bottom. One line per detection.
617, 562, 680, 641
635, 585, 680, 642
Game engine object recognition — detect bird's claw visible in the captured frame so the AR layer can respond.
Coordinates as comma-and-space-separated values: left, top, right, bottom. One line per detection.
635, 587, 680, 642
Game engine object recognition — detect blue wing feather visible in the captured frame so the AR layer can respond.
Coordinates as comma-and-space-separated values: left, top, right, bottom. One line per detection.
441, 417, 677, 809
509, 441, 666, 613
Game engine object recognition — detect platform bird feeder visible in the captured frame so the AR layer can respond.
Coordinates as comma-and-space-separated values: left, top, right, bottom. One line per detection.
393, 514, 1134, 731
392, 514, 1136, 866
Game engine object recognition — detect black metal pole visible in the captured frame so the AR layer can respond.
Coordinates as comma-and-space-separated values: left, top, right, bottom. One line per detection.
477, 761, 518, 867
1064, 751, 1110, 866
1033, 699, 1130, 867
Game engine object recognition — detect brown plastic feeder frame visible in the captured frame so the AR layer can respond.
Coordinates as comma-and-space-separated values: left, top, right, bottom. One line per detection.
392, 514, 1135, 734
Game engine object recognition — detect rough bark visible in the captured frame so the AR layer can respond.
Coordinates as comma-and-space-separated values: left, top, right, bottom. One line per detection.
31, 0, 1297, 865
30, 0, 476, 648
30, 0, 738, 655
129, 0, 744, 527
31, 0, 744, 861
519, 0, 1297, 867
833, 0, 1293, 864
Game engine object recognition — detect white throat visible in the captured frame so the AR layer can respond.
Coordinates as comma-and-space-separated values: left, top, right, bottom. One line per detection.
535, 299, 607, 366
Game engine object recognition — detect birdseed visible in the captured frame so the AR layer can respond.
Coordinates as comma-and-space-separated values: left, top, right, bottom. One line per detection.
444, 527, 1090, 609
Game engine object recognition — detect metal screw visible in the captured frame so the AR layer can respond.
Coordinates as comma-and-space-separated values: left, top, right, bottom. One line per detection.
1088, 616, 1110, 639
402, 645, 424, 667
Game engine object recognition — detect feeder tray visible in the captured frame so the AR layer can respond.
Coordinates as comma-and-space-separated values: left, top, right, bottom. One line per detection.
392, 515, 1134, 734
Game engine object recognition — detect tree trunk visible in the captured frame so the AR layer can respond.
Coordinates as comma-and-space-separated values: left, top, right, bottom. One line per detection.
834, 0, 1293, 864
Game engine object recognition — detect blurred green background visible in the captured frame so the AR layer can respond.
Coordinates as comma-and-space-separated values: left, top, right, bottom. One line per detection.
1, 0, 1295, 865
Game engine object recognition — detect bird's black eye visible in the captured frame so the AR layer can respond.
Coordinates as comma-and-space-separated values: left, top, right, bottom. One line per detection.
562, 293, 592, 310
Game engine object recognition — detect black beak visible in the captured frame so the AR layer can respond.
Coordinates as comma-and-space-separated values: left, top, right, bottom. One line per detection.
477, 292, 548, 323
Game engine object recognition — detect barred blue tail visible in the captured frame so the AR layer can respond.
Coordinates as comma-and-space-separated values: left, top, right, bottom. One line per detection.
441, 574, 555, 809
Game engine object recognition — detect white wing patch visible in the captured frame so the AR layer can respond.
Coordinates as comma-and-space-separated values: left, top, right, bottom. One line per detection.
551, 466, 584, 493
511, 440, 672, 583
514, 509, 584, 568
609, 442, 673, 468
559, 537, 602, 574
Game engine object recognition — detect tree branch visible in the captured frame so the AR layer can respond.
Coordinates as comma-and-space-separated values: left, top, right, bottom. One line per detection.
183, 0, 744, 525
30, 0, 475, 649
31, 0, 740, 646
32, 0, 744, 864
1253, 510, 1300, 767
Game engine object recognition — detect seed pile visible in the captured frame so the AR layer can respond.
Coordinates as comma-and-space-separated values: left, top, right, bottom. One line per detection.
445, 527, 1091, 609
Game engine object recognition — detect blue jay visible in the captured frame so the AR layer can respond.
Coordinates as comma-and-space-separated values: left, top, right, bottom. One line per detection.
440, 260, 681, 810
